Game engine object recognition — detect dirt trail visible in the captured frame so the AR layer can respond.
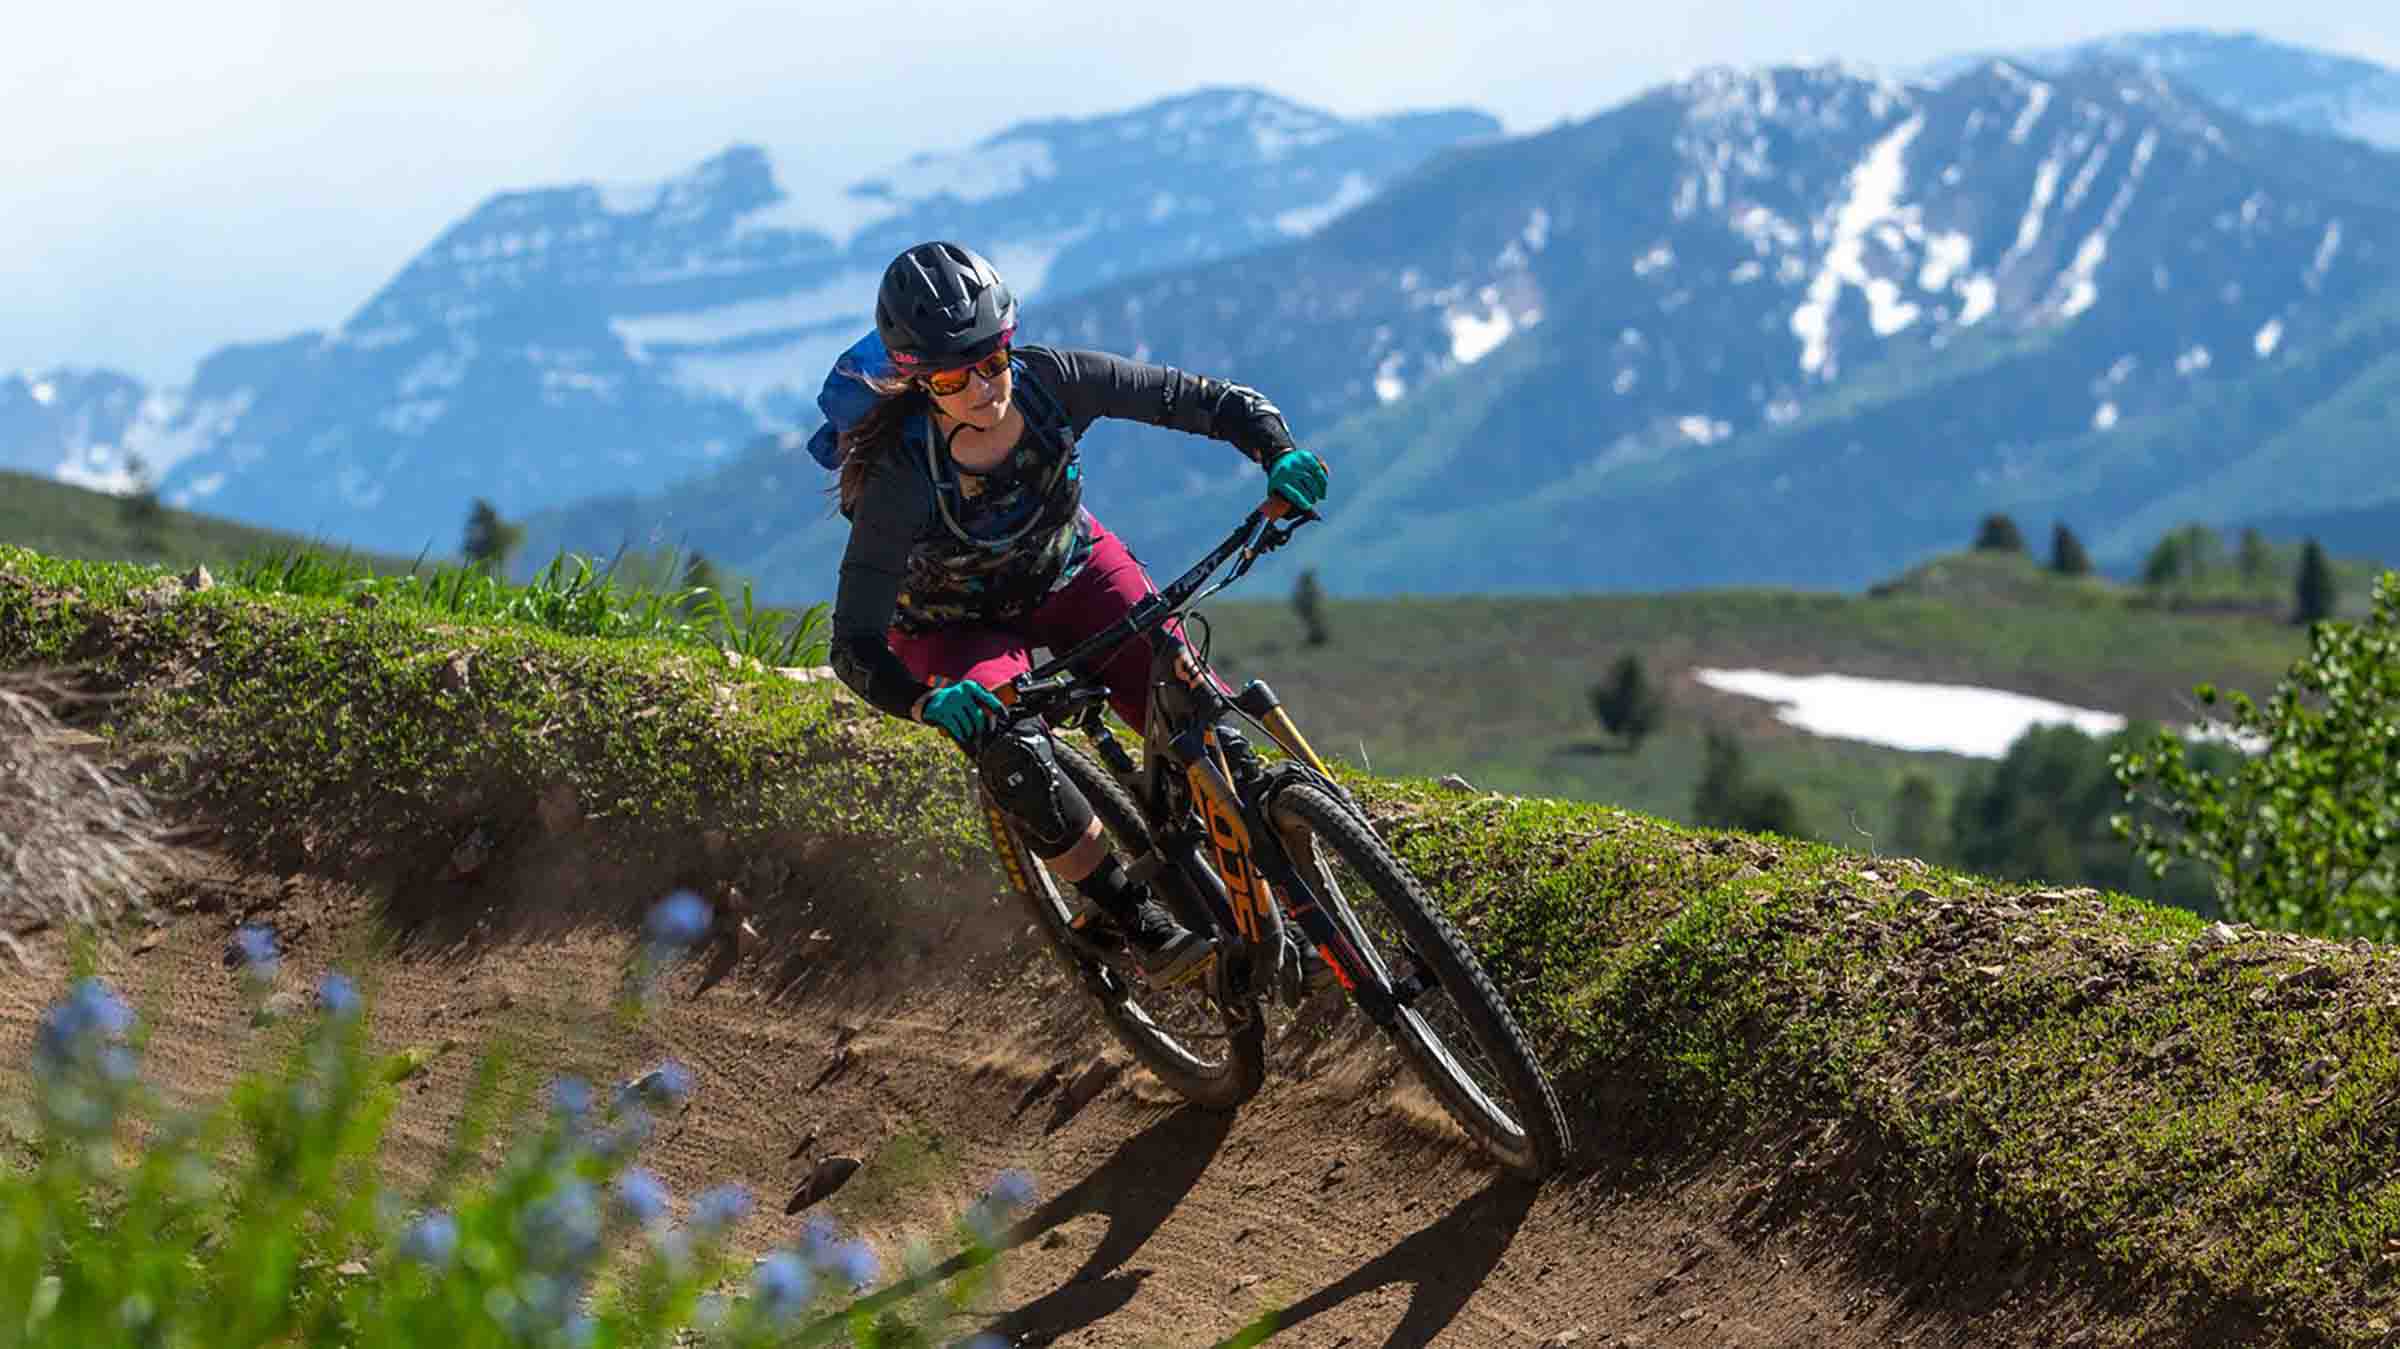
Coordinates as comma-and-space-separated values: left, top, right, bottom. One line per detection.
4, 850, 2109, 1348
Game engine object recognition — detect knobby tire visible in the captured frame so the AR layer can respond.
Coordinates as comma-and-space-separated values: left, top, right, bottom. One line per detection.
986, 740, 1265, 1110
1270, 781, 1571, 1179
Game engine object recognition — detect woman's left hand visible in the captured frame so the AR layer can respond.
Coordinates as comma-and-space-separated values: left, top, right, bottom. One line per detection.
1267, 449, 1329, 513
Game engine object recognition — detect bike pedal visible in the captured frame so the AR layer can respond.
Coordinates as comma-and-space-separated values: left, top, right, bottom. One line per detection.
1146, 947, 1217, 989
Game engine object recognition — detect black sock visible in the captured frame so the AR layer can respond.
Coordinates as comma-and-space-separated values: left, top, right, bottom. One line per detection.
1073, 855, 1140, 915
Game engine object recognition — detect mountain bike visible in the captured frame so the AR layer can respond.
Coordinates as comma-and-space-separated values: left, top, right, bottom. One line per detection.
978, 499, 1571, 1180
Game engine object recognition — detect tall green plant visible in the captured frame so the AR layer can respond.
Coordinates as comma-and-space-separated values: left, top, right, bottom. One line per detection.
2114, 570, 2400, 937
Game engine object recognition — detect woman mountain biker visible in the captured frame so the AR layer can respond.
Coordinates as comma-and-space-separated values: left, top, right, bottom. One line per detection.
825, 240, 1331, 984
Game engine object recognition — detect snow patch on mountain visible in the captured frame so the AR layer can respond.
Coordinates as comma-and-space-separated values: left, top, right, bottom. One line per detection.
1792, 114, 1925, 375
2009, 156, 2063, 259
1275, 172, 1374, 236
609, 273, 880, 357
55, 388, 251, 495
1448, 290, 1516, 363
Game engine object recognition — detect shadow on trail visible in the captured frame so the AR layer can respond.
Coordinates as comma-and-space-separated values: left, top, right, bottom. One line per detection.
1221, 1176, 1539, 1347
981, 1105, 1236, 1345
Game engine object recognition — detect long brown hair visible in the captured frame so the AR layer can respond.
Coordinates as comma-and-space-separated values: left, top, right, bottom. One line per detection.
832, 366, 923, 514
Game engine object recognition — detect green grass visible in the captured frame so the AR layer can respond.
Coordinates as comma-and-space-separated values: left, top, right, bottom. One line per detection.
0, 468, 419, 575
8, 541, 2400, 1341
1194, 550, 2321, 856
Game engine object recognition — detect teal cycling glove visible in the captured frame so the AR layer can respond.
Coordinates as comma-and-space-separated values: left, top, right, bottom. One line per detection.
1266, 450, 1329, 513
917, 680, 1003, 746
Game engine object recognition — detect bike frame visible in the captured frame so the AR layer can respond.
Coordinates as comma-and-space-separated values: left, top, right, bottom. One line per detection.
991, 507, 1413, 1026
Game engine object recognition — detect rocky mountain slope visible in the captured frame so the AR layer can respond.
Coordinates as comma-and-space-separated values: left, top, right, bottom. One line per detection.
1927, 28, 2400, 150
117, 90, 1491, 554
541, 56, 2400, 596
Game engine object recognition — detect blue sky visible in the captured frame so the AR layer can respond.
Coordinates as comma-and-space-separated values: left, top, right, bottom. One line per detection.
7, 1, 2395, 383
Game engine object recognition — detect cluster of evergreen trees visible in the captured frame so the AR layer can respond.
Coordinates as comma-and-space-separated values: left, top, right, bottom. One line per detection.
1971, 512, 2341, 624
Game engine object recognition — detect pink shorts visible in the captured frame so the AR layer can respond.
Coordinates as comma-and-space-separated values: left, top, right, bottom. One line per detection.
886, 519, 1192, 734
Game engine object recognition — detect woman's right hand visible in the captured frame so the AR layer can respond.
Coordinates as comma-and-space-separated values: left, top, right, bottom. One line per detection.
916, 680, 1004, 747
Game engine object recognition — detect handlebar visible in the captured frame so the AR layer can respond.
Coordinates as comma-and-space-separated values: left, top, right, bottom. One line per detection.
990, 498, 1317, 721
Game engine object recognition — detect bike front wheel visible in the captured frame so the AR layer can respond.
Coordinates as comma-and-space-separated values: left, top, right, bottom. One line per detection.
985, 740, 1265, 1110
1270, 781, 1570, 1179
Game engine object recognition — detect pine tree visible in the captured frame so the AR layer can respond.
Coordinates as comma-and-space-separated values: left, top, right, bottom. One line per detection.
1693, 728, 1748, 828
461, 499, 525, 574
2295, 538, 2337, 625
2142, 533, 2186, 588
1291, 569, 1329, 647
2171, 523, 2226, 582
118, 451, 164, 550
1973, 514, 2026, 553
1890, 773, 1941, 859
2049, 522, 2093, 577
1587, 652, 1666, 750
2238, 528, 2273, 584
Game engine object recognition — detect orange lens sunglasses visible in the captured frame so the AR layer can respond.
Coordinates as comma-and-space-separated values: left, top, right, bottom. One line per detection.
920, 347, 1011, 397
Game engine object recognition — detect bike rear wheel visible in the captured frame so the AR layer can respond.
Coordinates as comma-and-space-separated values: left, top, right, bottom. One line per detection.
1269, 781, 1570, 1178
985, 739, 1265, 1110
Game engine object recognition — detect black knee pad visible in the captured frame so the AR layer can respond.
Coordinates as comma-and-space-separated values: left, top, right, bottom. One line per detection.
976, 725, 1094, 858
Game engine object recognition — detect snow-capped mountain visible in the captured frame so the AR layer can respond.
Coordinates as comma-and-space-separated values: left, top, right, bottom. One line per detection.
1923, 29, 2400, 150
107, 88, 1491, 553
3, 369, 147, 487
545, 55, 2400, 597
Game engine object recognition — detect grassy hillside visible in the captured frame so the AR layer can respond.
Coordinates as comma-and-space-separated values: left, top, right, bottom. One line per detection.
1191, 548, 2327, 877
7, 541, 2400, 1343
0, 468, 430, 573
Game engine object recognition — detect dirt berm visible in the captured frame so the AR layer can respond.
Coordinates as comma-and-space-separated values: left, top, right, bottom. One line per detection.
6, 547, 2397, 1347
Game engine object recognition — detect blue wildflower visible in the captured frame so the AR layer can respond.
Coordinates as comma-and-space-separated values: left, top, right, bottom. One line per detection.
586, 1105, 653, 1163
549, 1076, 593, 1122
966, 1167, 1039, 1243
520, 1181, 603, 1272
397, 1212, 458, 1267
226, 925, 280, 981
644, 891, 712, 950
799, 1212, 841, 1265
34, 979, 135, 1075
616, 1059, 695, 1112
752, 1251, 813, 1324
987, 1168, 1037, 1210
691, 1183, 753, 1239
832, 1237, 879, 1291
316, 972, 361, 1020
614, 1168, 670, 1228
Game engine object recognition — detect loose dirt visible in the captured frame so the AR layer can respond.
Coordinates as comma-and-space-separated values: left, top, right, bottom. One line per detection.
3, 847, 2151, 1348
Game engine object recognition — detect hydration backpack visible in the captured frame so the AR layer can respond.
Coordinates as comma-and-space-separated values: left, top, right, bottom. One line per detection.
803, 331, 1074, 474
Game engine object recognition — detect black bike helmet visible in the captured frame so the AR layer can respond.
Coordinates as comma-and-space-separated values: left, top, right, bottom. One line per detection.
875, 241, 1017, 370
